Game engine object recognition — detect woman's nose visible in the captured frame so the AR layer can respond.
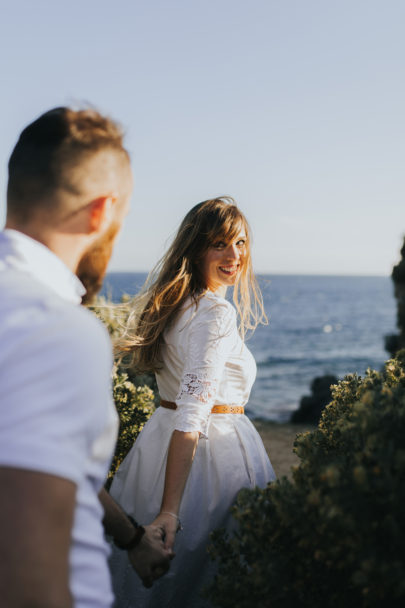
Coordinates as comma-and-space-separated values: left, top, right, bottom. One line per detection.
226, 244, 240, 259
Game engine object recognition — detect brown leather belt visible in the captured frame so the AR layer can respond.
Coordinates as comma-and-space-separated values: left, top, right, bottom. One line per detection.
160, 399, 244, 415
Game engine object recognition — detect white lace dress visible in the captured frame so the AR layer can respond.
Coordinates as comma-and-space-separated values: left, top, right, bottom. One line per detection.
109, 292, 276, 607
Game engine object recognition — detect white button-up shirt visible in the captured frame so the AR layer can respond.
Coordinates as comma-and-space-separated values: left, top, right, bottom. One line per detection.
0, 229, 118, 608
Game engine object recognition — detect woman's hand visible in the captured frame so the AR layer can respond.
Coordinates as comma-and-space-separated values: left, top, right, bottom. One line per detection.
127, 523, 174, 588
150, 511, 180, 553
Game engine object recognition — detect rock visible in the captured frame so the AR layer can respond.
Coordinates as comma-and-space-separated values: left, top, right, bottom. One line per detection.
386, 237, 405, 356
291, 374, 338, 424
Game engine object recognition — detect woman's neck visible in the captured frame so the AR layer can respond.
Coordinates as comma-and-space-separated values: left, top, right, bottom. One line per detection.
207, 285, 227, 298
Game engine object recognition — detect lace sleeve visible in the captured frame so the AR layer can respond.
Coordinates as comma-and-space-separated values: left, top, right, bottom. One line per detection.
172, 299, 237, 438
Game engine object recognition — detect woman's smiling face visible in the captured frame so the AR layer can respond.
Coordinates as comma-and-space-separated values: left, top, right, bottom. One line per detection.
202, 228, 247, 296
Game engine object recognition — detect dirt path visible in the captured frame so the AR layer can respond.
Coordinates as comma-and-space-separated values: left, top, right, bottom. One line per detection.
252, 420, 315, 479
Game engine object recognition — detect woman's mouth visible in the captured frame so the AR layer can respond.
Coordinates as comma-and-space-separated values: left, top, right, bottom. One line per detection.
219, 265, 239, 276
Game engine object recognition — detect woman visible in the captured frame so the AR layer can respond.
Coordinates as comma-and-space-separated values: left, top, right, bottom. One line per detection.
109, 197, 276, 607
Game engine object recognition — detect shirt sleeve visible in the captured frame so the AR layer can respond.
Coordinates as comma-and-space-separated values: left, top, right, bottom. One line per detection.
172, 299, 237, 438
0, 305, 115, 486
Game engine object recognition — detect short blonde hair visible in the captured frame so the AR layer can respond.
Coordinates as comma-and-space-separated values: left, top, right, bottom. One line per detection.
7, 106, 129, 222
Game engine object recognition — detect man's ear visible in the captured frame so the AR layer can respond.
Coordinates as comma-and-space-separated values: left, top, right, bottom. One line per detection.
88, 195, 117, 233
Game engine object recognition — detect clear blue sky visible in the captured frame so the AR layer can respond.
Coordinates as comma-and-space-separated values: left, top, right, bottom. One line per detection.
1, 0, 404, 275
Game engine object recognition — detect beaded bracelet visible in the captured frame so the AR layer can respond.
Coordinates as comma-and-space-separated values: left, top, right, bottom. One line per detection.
161, 511, 183, 531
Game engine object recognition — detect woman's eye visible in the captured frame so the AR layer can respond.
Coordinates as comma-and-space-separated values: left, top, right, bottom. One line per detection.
213, 241, 226, 249
236, 239, 246, 247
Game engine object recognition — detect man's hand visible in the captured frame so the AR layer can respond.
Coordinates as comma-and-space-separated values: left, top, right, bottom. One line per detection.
99, 488, 174, 587
128, 524, 174, 588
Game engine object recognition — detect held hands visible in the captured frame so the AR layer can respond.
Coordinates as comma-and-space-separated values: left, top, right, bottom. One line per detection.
150, 511, 182, 554
128, 524, 174, 588
99, 488, 175, 588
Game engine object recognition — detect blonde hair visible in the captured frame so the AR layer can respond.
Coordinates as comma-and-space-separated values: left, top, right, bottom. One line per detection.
120, 197, 267, 372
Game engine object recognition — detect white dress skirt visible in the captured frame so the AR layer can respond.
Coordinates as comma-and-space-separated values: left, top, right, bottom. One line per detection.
109, 292, 276, 607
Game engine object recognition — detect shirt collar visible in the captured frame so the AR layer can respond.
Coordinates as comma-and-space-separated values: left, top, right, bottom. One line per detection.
0, 229, 86, 305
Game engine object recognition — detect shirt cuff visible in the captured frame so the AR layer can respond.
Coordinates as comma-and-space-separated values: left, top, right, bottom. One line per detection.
172, 403, 211, 439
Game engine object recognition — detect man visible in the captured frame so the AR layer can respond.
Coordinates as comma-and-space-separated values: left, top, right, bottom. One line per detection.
0, 107, 172, 607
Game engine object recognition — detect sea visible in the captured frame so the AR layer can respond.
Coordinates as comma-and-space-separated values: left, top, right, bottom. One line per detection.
101, 273, 397, 423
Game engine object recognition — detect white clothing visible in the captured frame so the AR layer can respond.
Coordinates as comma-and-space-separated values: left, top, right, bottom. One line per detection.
0, 229, 118, 608
109, 292, 276, 607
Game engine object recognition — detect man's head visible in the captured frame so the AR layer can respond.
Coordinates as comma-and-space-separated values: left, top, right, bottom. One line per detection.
6, 106, 133, 301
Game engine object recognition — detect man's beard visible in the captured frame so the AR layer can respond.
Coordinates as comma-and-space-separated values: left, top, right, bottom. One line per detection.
77, 221, 120, 305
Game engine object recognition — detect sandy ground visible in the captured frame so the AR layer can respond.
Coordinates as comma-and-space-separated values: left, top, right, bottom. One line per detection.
252, 420, 316, 479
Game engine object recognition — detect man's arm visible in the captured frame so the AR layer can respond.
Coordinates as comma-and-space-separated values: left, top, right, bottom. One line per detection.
99, 488, 174, 588
0, 468, 76, 608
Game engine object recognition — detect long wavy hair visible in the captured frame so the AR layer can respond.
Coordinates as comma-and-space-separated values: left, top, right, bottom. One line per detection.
120, 197, 267, 372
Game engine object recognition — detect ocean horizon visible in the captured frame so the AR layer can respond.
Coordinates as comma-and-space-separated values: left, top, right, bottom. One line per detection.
101, 272, 397, 422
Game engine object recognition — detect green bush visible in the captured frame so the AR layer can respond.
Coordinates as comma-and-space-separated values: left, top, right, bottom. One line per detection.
88, 297, 156, 487
89, 296, 157, 392
207, 352, 405, 607
106, 365, 155, 488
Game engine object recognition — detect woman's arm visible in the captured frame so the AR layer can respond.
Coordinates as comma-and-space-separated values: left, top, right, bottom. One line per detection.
151, 429, 199, 552
151, 300, 236, 551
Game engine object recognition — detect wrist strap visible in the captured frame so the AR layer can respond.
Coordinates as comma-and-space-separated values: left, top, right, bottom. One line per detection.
113, 515, 145, 550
